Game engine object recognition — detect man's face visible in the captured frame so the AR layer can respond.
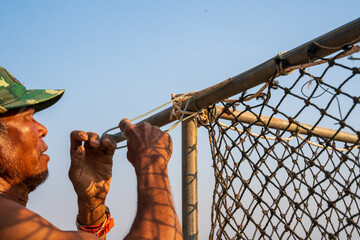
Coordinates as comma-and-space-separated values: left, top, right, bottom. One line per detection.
0, 107, 49, 191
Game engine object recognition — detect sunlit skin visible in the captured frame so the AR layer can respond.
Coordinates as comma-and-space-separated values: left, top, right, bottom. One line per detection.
69, 129, 116, 230
120, 119, 183, 240
0, 108, 183, 239
0, 107, 115, 239
0, 107, 49, 201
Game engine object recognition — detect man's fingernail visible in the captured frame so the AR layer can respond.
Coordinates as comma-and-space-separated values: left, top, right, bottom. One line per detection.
79, 132, 87, 138
103, 138, 111, 145
77, 146, 83, 154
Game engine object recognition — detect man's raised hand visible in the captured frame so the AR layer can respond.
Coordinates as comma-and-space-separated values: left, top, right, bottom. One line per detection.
119, 118, 173, 174
69, 131, 116, 226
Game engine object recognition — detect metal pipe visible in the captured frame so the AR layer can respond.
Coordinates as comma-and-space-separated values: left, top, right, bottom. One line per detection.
214, 106, 359, 144
109, 107, 174, 142
110, 18, 360, 143
188, 18, 360, 111
182, 117, 199, 240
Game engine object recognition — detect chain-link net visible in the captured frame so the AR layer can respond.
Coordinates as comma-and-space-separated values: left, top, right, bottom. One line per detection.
203, 47, 360, 239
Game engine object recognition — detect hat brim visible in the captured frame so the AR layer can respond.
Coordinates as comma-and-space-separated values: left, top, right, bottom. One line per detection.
4, 89, 65, 113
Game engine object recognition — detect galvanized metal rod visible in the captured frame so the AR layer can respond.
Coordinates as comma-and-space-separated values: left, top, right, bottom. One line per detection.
188, 18, 360, 111
110, 18, 360, 143
214, 106, 359, 144
109, 107, 173, 142
182, 117, 199, 240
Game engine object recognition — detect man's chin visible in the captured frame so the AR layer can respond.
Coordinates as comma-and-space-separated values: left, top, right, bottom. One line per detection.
23, 170, 49, 192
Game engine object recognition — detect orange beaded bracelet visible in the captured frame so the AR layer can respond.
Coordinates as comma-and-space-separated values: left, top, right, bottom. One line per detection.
76, 206, 114, 237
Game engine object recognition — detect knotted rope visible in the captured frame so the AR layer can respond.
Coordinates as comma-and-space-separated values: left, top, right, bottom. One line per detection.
102, 91, 205, 149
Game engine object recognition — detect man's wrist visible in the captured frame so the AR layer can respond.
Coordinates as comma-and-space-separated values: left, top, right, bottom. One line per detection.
76, 205, 114, 238
77, 198, 106, 225
133, 156, 168, 174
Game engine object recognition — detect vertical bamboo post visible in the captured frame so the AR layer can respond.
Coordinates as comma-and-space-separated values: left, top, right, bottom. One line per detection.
182, 117, 199, 240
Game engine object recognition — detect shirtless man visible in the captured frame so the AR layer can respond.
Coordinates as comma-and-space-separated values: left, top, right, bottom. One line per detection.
0, 66, 182, 239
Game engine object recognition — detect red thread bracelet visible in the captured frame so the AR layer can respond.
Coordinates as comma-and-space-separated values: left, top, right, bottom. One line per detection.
76, 206, 114, 237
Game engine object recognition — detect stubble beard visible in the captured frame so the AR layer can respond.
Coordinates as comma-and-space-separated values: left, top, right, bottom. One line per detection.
0, 121, 49, 193
0, 151, 49, 193
23, 170, 49, 192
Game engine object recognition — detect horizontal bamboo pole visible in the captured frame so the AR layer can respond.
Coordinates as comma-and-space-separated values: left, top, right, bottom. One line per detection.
213, 106, 359, 144
110, 18, 360, 143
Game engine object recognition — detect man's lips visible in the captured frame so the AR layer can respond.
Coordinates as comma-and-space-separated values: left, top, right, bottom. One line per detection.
41, 143, 48, 154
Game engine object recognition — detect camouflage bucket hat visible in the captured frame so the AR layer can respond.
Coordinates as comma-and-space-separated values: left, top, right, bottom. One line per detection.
0, 66, 64, 114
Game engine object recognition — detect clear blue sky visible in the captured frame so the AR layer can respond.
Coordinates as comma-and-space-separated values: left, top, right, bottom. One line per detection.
1, 1, 359, 238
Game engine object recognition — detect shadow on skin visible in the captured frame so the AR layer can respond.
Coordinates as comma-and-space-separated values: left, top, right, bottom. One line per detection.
124, 139, 183, 240
0, 175, 101, 240
0, 177, 63, 240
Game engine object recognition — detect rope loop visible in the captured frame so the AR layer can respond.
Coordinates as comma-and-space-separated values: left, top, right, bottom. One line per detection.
101, 91, 205, 149
275, 51, 295, 76
170, 92, 197, 120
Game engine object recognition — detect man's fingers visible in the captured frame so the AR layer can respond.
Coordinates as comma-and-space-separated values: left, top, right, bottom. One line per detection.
119, 118, 137, 139
71, 129, 115, 154
102, 135, 117, 155
119, 118, 134, 132
84, 132, 100, 148
71, 145, 85, 165
119, 119, 167, 144
70, 131, 87, 179
69, 145, 85, 180
70, 130, 88, 152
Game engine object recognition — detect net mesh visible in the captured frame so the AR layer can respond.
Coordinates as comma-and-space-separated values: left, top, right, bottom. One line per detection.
202, 48, 360, 239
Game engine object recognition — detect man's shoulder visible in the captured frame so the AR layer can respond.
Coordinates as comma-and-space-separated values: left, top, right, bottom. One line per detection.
0, 195, 59, 239
0, 194, 36, 219
0, 195, 99, 240
0, 194, 25, 206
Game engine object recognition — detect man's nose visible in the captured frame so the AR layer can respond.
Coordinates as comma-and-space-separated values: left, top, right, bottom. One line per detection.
37, 121, 48, 138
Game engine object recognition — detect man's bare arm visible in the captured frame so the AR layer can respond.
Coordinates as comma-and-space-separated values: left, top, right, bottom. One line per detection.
0, 195, 100, 240
69, 131, 117, 239
120, 119, 183, 240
